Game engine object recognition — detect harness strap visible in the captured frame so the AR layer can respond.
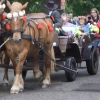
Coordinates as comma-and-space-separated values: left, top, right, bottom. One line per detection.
28, 15, 50, 20
27, 18, 42, 46
11, 28, 24, 33
29, 15, 54, 23
21, 33, 31, 40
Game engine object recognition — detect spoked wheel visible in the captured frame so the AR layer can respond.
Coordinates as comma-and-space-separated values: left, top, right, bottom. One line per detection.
65, 57, 77, 82
86, 48, 99, 75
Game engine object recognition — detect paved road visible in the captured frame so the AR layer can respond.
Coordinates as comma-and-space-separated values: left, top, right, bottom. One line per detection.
0, 61, 100, 100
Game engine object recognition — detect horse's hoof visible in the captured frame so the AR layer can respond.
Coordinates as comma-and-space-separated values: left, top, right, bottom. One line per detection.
42, 79, 50, 88
10, 86, 19, 94
3, 80, 9, 86
42, 79, 50, 84
19, 88, 24, 92
19, 87, 24, 92
34, 71, 41, 79
42, 84, 48, 88
10, 89, 19, 94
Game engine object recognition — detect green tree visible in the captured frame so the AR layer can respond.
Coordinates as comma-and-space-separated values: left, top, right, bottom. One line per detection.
5, 0, 44, 13
28, 0, 43, 13
5, 0, 100, 16
65, 0, 100, 16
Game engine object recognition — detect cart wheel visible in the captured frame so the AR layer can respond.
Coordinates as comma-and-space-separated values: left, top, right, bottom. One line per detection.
22, 70, 27, 80
65, 57, 77, 82
86, 48, 99, 75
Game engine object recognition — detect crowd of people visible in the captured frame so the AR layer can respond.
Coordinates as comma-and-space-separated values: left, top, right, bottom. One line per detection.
60, 8, 100, 47
44, 0, 100, 49
61, 8, 100, 36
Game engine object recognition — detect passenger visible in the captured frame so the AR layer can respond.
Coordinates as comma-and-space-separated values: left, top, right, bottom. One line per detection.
61, 13, 75, 27
74, 16, 89, 45
87, 8, 100, 34
72, 16, 79, 26
61, 13, 75, 36
87, 8, 100, 25
88, 8, 100, 49
69, 13, 73, 23
78, 16, 89, 35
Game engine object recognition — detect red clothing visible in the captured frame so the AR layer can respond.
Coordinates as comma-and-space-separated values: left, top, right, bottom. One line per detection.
97, 20, 100, 28
93, 20, 100, 37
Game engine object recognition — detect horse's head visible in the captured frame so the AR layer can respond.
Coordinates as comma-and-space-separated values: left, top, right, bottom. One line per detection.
6, 0, 28, 42
0, 0, 5, 15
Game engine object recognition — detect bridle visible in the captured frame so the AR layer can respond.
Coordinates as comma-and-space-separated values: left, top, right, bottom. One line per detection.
5, 13, 54, 49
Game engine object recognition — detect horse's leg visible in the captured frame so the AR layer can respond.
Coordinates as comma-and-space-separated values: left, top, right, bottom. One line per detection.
4, 49, 20, 93
42, 47, 51, 88
33, 53, 41, 78
3, 51, 10, 85
10, 49, 28, 93
1, 51, 5, 64
19, 74, 24, 92
50, 46, 55, 72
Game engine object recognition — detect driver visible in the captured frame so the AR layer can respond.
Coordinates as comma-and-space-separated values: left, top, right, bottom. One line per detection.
44, 0, 64, 34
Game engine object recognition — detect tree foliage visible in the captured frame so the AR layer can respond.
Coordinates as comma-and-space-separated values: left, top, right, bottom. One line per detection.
5, 0, 100, 16
6, 0, 44, 13
65, 0, 100, 16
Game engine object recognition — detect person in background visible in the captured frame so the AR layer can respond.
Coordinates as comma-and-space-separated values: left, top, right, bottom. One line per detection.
61, 13, 67, 23
88, 8, 100, 25
61, 13, 75, 27
44, 0, 63, 28
88, 8, 100, 53
78, 16, 89, 35
74, 16, 89, 45
72, 16, 79, 26
61, 13, 75, 36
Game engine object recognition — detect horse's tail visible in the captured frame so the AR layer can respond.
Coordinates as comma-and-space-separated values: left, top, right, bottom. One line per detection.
50, 46, 55, 72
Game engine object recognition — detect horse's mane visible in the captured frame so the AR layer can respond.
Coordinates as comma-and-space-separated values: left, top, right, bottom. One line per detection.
11, 2, 22, 12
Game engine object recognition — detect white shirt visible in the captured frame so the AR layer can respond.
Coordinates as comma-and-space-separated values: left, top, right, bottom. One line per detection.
49, 11, 52, 16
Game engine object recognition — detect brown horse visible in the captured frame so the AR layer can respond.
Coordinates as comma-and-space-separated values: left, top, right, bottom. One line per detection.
5, 0, 55, 93
0, 0, 10, 85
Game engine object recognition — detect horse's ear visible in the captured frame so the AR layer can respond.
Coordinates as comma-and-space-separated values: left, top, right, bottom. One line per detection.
6, 0, 12, 10
21, 2, 28, 10
1, 0, 5, 4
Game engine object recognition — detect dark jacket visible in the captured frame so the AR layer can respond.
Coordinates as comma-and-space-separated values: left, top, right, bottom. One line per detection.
51, 10, 63, 28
